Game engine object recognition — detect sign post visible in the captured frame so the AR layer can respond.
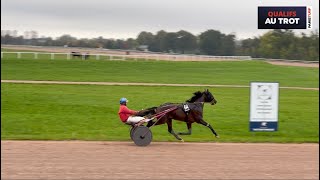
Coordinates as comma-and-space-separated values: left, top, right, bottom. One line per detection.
249, 82, 279, 131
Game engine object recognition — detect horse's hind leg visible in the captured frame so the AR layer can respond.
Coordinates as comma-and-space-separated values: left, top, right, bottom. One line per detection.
146, 120, 154, 127
167, 119, 184, 141
198, 119, 219, 138
177, 122, 192, 135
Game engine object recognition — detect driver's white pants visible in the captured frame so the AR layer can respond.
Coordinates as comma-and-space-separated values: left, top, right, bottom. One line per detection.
126, 116, 151, 125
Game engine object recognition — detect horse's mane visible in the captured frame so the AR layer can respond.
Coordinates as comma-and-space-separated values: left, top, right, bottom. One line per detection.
186, 91, 203, 103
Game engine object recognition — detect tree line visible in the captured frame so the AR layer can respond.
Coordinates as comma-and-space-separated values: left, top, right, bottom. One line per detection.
1, 29, 319, 61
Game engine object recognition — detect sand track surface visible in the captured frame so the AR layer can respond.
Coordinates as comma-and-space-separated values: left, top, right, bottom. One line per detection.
1, 141, 318, 180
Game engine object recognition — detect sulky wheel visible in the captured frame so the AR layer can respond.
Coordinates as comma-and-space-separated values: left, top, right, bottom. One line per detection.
132, 126, 152, 146
130, 125, 144, 140
130, 126, 136, 140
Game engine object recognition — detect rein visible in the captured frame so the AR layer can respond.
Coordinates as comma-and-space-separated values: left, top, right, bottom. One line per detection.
153, 106, 178, 119
147, 106, 178, 129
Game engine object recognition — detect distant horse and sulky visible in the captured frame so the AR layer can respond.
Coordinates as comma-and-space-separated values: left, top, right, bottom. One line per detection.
71, 52, 90, 60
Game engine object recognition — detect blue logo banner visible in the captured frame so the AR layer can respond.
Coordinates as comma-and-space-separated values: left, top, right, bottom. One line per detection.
250, 122, 278, 131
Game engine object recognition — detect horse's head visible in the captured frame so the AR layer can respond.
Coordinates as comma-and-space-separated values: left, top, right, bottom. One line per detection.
203, 89, 217, 105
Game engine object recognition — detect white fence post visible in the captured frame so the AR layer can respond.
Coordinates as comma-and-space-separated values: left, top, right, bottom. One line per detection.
34, 53, 38, 59
67, 53, 71, 60
51, 53, 54, 60
1, 52, 3, 59
17, 52, 21, 59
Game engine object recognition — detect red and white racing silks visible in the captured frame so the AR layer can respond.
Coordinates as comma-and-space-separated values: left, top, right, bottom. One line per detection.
118, 105, 137, 122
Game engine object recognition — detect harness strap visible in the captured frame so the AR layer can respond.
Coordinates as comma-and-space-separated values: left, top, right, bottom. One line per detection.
153, 106, 178, 119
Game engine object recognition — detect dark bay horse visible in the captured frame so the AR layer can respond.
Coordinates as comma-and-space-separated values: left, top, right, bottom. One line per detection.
137, 89, 219, 141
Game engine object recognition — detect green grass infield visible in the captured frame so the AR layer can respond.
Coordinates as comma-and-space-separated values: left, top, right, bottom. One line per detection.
1, 83, 318, 143
1, 58, 318, 88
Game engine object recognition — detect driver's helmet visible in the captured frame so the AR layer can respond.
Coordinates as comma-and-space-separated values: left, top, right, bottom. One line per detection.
119, 97, 128, 104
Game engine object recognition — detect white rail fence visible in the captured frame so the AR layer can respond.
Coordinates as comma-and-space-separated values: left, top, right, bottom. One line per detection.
252, 58, 319, 64
0, 52, 252, 61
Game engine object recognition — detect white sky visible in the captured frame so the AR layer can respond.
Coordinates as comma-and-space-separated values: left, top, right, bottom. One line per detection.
1, 0, 319, 40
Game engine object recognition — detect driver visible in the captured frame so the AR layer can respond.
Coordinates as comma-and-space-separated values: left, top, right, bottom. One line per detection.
118, 97, 151, 125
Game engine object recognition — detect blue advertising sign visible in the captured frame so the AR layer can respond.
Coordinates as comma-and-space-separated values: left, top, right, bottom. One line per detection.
258, 6, 312, 29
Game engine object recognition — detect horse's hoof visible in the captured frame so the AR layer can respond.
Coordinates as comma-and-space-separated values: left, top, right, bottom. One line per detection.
180, 139, 184, 142
215, 135, 220, 138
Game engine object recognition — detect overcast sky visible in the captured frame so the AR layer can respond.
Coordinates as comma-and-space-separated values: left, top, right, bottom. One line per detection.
1, 0, 319, 40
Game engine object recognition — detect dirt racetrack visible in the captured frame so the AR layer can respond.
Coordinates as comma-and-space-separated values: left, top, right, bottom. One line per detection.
1, 141, 318, 180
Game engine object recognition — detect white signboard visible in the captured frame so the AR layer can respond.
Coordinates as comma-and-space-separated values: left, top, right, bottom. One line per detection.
250, 82, 279, 131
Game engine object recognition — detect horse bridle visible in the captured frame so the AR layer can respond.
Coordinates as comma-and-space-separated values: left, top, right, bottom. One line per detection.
210, 99, 216, 105
203, 92, 216, 105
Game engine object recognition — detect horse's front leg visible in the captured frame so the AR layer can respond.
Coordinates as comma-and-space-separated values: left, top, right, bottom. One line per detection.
167, 119, 184, 141
177, 122, 192, 135
198, 119, 219, 138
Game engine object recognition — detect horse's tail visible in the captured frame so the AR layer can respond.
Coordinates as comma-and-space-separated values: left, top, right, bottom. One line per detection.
136, 106, 158, 117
